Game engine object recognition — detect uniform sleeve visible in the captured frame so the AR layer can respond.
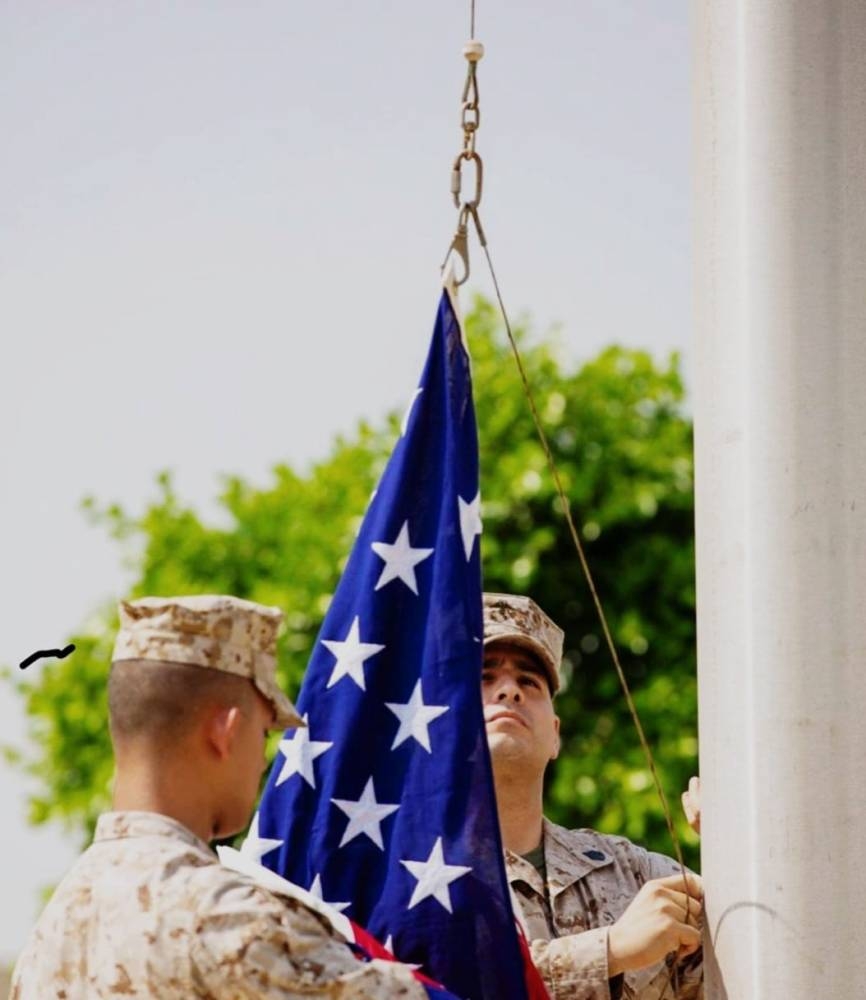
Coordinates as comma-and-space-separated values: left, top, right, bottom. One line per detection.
527, 926, 620, 1000
643, 845, 692, 882
189, 876, 428, 999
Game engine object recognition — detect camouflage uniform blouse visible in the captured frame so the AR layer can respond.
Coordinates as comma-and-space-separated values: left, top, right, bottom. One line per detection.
506, 819, 703, 1000
10, 811, 426, 1000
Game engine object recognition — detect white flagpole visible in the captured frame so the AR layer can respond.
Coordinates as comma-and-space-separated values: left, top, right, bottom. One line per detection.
693, 2, 866, 996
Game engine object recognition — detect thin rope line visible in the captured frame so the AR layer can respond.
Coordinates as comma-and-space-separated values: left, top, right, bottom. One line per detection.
479, 241, 697, 999
479, 240, 688, 877
446, 11, 697, 984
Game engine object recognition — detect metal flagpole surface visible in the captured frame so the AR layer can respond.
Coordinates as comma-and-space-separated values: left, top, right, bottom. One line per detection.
693, 2, 866, 996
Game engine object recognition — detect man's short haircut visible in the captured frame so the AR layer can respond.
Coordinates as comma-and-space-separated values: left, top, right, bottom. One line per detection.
108, 659, 256, 744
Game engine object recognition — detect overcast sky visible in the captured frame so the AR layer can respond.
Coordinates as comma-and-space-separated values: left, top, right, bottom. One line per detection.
0, 0, 690, 962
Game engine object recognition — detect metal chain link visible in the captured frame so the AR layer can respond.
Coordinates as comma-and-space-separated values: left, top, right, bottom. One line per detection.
442, 41, 486, 285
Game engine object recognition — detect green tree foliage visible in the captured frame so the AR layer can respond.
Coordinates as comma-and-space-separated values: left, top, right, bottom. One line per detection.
5, 296, 698, 865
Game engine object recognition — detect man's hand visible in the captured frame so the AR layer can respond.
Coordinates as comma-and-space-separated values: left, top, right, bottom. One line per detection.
681, 775, 701, 835
607, 872, 703, 977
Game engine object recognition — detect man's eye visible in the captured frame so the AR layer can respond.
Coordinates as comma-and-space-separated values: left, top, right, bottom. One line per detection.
520, 676, 540, 689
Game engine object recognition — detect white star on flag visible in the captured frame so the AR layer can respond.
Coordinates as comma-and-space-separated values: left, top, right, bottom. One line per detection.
276, 715, 333, 788
401, 837, 472, 914
457, 490, 482, 561
309, 874, 350, 913
240, 812, 283, 863
385, 679, 449, 753
400, 387, 423, 436
332, 777, 399, 850
371, 521, 434, 595
321, 615, 385, 691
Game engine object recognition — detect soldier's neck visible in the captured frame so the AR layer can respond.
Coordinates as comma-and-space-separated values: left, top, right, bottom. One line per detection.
112, 758, 216, 846
492, 770, 545, 855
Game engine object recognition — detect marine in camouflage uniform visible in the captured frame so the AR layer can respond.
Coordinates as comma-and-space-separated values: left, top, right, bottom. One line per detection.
482, 593, 704, 1000
11, 595, 429, 1000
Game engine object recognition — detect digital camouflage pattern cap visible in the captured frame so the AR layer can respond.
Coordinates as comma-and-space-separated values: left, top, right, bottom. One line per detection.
482, 592, 565, 693
112, 595, 302, 729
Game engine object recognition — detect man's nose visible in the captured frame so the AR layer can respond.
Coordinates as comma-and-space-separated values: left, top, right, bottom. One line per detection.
495, 680, 522, 703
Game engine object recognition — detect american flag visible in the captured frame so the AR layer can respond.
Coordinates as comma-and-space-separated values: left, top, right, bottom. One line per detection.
245, 287, 542, 999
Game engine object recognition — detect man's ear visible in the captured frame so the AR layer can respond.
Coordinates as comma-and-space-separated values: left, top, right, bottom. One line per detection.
550, 714, 561, 761
205, 705, 243, 760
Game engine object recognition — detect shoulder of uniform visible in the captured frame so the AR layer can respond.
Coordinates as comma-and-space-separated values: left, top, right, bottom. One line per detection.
543, 818, 650, 868
186, 863, 332, 934
568, 827, 688, 882
185, 860, 271, 906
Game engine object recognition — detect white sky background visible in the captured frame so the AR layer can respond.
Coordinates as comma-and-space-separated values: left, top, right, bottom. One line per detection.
0, 0, 689, 962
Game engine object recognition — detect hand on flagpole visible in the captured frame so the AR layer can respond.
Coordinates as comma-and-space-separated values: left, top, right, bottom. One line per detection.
681, 775, 701, 835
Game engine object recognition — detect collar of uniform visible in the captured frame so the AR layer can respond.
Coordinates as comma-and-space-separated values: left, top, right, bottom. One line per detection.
542, 818, 614, 898
504, 846, 546, 897
94, 810, 214, 856
504, 818, 614, 899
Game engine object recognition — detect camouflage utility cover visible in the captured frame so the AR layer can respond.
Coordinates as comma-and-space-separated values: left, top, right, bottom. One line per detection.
482, 592, 565, 693
10, 811, 426, 1000
112, 594, 301, 728
507, 819, 703, 1000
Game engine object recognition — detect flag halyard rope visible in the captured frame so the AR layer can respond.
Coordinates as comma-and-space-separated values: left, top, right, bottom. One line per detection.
479, 237, 688, 878
440, 6, 699, 994
480, 238, 694, 994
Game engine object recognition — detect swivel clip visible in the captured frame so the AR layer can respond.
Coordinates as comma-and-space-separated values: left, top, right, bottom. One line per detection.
441, 38, 487, 287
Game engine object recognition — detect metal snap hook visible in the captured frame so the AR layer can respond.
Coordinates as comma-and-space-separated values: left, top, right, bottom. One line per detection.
441, 208, 472, 285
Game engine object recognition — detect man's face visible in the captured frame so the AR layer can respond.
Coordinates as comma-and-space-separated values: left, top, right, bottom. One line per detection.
216, 689, 274, 839
481, 641, 560, 776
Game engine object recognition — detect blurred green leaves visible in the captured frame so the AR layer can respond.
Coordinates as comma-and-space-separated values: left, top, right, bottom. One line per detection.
5, 295, 698, 865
